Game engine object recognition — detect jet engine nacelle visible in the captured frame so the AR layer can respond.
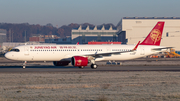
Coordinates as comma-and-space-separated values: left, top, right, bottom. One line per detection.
53, 61, 71, 66
71, 56, 88, 67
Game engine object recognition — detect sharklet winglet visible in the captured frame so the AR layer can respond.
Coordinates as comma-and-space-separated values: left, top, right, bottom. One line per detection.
76, 42, 79, 45
133, 41, 141, 50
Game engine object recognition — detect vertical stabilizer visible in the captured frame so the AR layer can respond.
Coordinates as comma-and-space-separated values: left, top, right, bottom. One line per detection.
140, 22, 165, 46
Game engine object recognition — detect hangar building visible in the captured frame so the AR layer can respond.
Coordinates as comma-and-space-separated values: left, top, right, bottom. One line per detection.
0, 29, 6, 53
71, 25, 117, 44
117, 17, 180, 51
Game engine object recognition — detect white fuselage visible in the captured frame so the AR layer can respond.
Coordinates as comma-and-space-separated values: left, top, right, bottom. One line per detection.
5, 44, 166, 61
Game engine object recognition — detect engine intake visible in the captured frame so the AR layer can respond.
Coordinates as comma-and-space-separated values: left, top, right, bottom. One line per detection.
71, 56, 88, 67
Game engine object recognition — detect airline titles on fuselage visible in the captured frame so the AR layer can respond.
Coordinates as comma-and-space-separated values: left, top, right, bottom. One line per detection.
33, 46, 77, 50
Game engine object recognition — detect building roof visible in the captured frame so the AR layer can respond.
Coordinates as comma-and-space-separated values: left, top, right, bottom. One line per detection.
0, 29, 7, 33
0, 33, 6, 35
123, 17, 180, 19
73, 25, 117, 30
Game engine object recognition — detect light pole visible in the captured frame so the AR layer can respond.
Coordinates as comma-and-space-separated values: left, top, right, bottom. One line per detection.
25, 30, 26, 42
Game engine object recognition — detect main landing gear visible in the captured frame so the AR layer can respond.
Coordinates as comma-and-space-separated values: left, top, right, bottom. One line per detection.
90, 59, 98, 69
91, 64, 98, 69
79, 64, 98, 69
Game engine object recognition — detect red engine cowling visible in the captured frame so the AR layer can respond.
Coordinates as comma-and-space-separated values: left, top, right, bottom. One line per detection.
71, 56, 88, 67
53, 61, 71, 66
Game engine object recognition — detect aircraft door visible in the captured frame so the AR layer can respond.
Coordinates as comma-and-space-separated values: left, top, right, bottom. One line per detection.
106, 47, 111, 52
24, 46, 29, 55
140, 47, 145, 55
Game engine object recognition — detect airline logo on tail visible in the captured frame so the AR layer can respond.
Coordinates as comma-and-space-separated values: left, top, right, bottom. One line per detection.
150, 29, 161, 44
140, 22, 165, 46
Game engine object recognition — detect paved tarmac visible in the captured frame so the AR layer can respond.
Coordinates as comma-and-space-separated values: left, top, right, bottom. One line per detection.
0, 65, 180, 73
1, 57, 180, 73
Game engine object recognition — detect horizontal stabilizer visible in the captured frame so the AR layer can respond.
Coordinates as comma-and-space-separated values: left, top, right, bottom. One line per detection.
151, 47, 173, 51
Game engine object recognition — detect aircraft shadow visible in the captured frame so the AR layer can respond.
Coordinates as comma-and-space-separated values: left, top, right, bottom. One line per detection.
0, 66, 78, 69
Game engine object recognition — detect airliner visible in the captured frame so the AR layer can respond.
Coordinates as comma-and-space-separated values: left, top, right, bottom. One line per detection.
5, 22, 169, 69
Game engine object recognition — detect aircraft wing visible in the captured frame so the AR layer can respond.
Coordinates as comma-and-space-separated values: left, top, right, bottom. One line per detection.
85, 50, 135, 58
85, 41, 140, 58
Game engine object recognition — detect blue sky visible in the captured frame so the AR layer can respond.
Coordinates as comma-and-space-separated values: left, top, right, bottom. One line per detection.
0, 0, 179, 27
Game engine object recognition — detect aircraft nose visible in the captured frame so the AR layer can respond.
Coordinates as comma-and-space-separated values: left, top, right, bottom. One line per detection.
4, 52, 14, 60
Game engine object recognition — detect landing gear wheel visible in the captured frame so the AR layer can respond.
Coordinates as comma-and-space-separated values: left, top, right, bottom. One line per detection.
23, 61, 27, 69
23, 65, 26, 69
91, 64, 98, 69
79, 66, 84, 69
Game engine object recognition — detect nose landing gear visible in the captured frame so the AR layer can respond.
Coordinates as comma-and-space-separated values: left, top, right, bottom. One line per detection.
23, 61, 27, 69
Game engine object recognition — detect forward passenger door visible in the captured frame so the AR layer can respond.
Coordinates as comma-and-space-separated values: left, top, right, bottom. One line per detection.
24, 46, 29, 55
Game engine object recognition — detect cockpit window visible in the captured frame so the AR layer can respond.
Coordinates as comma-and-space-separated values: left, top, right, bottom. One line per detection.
10, 49, 20, 52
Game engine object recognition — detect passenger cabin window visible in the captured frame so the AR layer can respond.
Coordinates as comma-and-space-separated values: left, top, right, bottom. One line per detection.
10, 49, 20, 52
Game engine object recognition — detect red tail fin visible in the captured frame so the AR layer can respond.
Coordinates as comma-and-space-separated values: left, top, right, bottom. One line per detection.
140, 22, 165, 46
